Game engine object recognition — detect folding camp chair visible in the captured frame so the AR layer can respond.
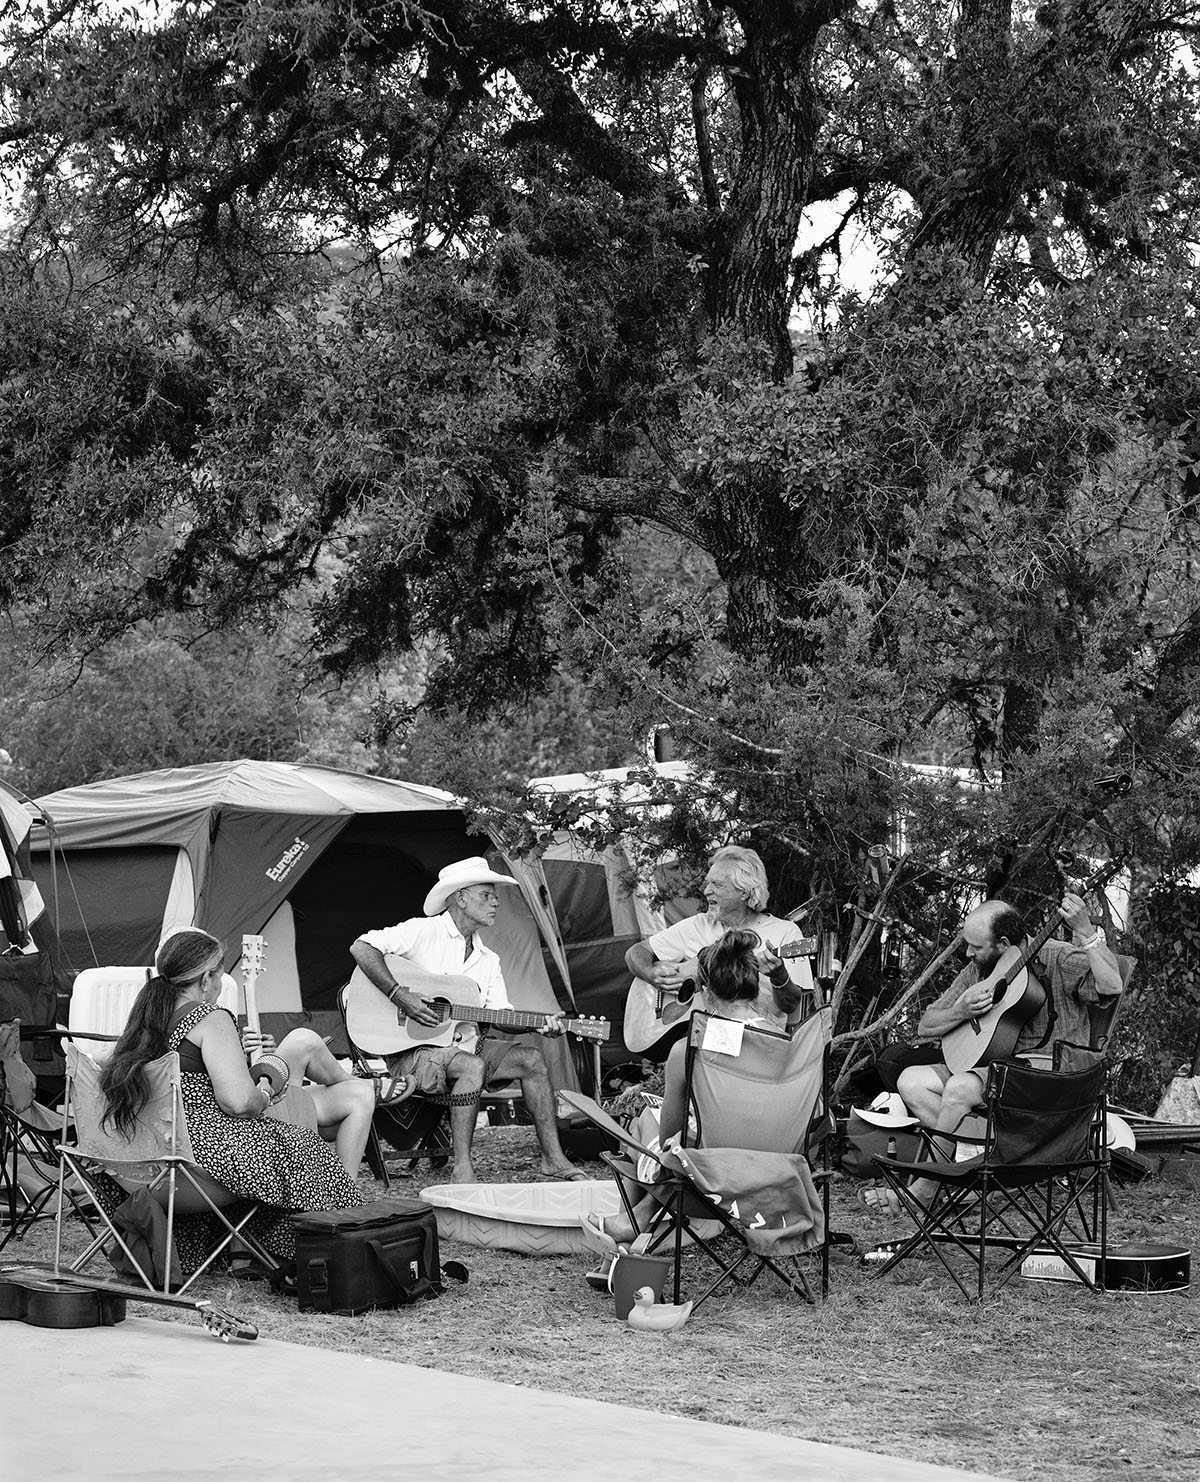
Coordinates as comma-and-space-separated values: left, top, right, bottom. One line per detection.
870, 1058, 1109, 1300
1, 1024, 97, 1252
1, 1098, 99, 1253
54, 1043, 280, 1294
565, 1003, 835, 1313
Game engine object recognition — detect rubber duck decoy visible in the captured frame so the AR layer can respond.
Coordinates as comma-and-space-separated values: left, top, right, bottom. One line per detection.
625, 1287, 693, 1332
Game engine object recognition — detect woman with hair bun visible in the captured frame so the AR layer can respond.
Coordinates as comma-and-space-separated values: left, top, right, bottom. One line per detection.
693, 928, 790, 1028
583, 927, 795, 1249
98, 928, 362, 1276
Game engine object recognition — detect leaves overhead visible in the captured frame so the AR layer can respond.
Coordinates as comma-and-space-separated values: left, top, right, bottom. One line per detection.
2, 0, 1200, 897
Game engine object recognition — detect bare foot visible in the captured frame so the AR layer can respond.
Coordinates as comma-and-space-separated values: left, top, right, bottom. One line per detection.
451, 1163, 478, 1184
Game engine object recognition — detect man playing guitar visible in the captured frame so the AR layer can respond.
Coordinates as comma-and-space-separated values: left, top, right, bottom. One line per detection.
624, 846, 815, 1059
869, 891, 1124, 1213
349, 856, 585, 1185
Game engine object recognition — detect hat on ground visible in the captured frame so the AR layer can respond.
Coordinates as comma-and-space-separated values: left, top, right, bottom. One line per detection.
853, 1091, 920, 1129
1106, 1112, 1135, 1152
424, 857, 519, 916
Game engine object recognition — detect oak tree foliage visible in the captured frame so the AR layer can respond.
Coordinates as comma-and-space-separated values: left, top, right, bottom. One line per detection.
4, 0, 1200, 1079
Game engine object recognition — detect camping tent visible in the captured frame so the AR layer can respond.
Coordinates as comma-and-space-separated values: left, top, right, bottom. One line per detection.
528, 764, 703, 1068
28, 761, 580, 1086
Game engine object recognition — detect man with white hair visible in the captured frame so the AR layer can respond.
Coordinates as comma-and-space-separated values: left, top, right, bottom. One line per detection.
350, 856, 583, 1184
623, 845, 815, 1059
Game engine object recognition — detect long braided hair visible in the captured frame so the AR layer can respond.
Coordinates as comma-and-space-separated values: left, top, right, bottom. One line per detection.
98, 929, 224, 1136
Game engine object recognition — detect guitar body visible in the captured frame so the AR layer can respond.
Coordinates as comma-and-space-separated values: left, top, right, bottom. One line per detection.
344, 963, 484, 1055
344, 956, 610, 1056
0, 1263, 126, 1329
622, 934, 819, 1058
622, 979, 695, 1058
941, 949, 1048, 1074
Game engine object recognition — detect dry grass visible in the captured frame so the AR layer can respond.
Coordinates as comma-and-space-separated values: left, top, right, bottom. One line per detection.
20, 1127, 1200, 1482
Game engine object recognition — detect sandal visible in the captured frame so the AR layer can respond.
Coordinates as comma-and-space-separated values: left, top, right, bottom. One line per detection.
578, 1213, 623, 1257
585, 1256, 615, 1291
373, 1072, 415, 1106
856, 1181, 904, 1216
227, 1253, 266, 1281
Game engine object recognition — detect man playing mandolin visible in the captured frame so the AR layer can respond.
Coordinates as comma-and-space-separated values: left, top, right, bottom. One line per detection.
349, 856, 585, 1184
872, 891, 1124, 1213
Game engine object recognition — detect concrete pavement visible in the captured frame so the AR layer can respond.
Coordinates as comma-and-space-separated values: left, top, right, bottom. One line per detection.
0, 1315, 1009, 1482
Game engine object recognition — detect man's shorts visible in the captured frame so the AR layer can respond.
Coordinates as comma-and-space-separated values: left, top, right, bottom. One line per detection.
389, 1035, 516, 1096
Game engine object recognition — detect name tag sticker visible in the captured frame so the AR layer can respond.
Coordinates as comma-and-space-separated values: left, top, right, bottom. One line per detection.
702, 1018, 745, 1056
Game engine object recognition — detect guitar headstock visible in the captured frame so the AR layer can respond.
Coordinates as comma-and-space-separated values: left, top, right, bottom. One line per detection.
197, 1300, 258, 1343
1059, 852, 1128, 899
571, 1016, 611, 1043
241, 934, 266, 980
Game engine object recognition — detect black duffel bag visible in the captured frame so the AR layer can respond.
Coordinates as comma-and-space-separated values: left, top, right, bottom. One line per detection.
292, 1197, 464, 1316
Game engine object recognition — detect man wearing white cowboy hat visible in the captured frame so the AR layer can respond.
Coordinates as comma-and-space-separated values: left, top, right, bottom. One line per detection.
350, 856, 584, 1184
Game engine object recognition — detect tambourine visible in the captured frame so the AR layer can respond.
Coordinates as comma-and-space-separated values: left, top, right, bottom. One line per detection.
250, 1052, 290, 1104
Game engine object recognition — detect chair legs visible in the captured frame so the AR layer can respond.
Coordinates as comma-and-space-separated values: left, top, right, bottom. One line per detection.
56, 1153, 279, 1296
1, 1108, 97, 1254
635, 1182, 821, 1313
870, 1159, 1110, 1300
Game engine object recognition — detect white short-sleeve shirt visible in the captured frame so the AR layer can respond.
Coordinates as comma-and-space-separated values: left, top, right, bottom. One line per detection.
646, 911, 814, 992
356, 912, 512, 1010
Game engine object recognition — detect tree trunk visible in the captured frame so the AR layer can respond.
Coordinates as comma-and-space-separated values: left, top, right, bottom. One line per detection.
906, 0, 1019, 278
706, 3, 831, 379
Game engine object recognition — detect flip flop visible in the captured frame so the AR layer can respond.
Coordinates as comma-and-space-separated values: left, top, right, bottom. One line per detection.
578, 1213, 622, 1257
585, 1256, 615, 1291
856, 1182, 904, 1217
538, 1165, 590, 1182
374, 1072, 415, 1106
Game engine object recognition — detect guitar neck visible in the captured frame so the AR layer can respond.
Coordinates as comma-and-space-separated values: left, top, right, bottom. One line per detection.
242, 935, 266, 1034
442, 1003, 581, 1033
1001, 858, 1123, 985
243, 975, 261, 1034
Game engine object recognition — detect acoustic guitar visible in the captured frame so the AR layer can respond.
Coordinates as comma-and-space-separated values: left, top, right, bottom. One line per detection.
240, 934, 318, 1132
941, 856, 1125, 1075
343, 956, 609, 1057
0, 1261, 257, 1340
622, 934, 818, 1058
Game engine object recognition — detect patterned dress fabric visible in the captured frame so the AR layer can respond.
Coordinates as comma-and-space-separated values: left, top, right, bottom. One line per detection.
92, 1003, 362, 1278
165, 1003, 362, 1269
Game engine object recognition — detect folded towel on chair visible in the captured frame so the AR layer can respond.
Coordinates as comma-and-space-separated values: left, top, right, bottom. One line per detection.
662, 1145, 825, 1257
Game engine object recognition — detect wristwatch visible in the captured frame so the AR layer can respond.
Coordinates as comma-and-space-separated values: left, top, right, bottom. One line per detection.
1079, 926, 1107, 949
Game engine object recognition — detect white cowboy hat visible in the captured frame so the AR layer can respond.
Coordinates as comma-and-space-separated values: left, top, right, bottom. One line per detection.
424, 856, 518, 916
853, 1091, 920, 1129
1106, 1112, 1135, 1152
